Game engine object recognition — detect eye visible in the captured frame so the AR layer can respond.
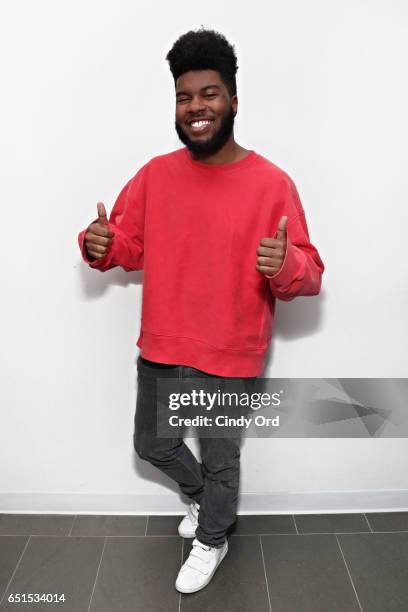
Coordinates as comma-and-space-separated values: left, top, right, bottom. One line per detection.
205, 94, 217, 98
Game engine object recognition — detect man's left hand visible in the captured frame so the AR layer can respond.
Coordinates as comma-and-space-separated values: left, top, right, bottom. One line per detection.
256, 216, 288, 276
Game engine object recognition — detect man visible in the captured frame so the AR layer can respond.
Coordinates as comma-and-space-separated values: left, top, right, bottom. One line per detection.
78, 28, 324, 593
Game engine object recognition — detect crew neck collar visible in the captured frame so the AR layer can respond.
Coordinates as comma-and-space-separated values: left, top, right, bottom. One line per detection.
182, 146, 258, 172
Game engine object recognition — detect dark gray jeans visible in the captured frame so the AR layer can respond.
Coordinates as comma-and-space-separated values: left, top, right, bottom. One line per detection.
133, 355, 247, 548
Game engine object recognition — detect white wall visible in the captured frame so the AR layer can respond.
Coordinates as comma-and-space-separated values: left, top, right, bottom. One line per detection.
1, 0, 407, 513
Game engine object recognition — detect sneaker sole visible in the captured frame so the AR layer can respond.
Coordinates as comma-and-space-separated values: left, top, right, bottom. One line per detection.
175, 542, 229, 594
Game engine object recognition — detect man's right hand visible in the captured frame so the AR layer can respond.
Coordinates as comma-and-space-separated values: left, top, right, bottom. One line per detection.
84, 202, 115, 261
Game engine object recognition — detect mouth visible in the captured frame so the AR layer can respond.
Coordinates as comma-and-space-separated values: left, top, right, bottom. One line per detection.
187, 119, 215, 135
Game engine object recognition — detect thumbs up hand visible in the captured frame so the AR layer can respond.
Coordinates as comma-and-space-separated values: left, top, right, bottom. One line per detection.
256, 216, 288, 276
84, 202, 115, 261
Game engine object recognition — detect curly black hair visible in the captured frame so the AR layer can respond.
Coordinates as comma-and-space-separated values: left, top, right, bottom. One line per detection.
165, 27, 238, 97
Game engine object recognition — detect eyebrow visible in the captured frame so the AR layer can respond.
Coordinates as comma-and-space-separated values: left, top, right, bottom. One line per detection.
176, 84, 221, 96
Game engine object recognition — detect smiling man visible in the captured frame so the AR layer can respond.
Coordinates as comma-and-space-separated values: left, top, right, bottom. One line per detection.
78, 28, 324, 594
174, 70, 244, 160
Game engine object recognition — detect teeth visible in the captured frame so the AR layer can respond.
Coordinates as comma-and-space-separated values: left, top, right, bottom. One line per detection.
191, 120, 211, 127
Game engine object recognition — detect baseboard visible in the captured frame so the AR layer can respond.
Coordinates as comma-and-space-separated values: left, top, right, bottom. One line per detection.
1, 490, 408, 514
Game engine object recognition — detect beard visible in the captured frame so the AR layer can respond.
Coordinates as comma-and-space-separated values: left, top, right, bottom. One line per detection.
175, 105, 235, 157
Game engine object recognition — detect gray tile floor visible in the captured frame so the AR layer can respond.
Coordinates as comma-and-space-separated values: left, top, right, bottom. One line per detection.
1, 511, 408, 611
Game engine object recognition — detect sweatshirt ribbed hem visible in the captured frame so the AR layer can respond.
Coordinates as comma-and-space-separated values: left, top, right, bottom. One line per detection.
136, 330, 266, 378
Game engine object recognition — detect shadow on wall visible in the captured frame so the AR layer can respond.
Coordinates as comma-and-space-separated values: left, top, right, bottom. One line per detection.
77, 261, 144, 299
263, 288, 326, 373
274, 288, 326, 340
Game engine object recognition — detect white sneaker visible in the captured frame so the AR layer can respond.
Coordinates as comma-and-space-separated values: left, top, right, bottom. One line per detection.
178, 501, 200, 538
175, 537, 228, 593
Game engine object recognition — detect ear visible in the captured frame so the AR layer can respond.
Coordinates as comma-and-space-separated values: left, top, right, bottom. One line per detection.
231, 94, 238, 116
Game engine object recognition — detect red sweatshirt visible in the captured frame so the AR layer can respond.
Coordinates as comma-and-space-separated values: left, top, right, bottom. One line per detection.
78, 147, 324, 377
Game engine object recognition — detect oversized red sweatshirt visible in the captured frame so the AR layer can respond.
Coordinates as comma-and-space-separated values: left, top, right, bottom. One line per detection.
78, 147, 324, 377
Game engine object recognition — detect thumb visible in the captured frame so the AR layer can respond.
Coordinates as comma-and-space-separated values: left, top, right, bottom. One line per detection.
276, 215, 288, 240
97, 202, 108, 225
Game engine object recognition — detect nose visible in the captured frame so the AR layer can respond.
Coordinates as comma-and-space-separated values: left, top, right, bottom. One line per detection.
187, 95, 207, 114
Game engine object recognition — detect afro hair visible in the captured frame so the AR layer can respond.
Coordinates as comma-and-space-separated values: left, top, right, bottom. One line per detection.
166, 27, 238, 97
